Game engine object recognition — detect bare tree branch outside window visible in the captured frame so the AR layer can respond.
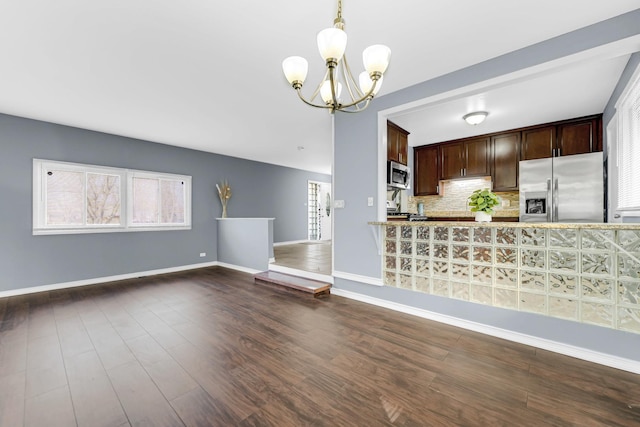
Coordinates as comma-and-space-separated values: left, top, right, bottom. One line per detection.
46, 170, 84, 225
87, 173, 121, 224
161, 180, 185, 223
35, 160, 191, 233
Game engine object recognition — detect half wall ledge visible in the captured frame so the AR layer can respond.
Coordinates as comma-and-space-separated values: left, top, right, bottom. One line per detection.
217, 218, 275, 272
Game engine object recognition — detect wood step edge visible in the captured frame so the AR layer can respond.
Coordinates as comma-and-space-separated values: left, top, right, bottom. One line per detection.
255, 271, 331, 288
254, 271, 331, 296
256, 270, 330, 283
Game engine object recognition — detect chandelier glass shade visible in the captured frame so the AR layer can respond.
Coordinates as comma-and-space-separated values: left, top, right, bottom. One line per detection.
282, 0, 391, 113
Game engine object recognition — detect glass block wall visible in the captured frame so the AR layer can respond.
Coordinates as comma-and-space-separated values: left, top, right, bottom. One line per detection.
383, 224, 640, 334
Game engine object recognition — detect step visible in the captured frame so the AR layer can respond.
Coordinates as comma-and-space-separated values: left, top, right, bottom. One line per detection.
254, 271, 331, 298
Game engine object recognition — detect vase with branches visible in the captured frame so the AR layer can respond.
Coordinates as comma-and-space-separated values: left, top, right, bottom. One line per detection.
216, 180, 231, 218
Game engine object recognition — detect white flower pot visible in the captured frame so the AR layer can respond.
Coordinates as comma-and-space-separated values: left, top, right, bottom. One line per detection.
475, 211, 492, 222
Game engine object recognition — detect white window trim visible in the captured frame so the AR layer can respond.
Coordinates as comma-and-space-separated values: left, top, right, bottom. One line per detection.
127, 170, 191, 228
613, 61, 640, 214
606, 114, 619, 222
33, 159, 192, 235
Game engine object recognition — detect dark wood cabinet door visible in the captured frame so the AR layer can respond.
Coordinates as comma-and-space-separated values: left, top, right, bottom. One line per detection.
397, 131, 408, 165
387, 125, 399, 163
414, 145, 439, 195
521, 126, 555, 160
464, 137, 490, 177
557, 118, 599, 156
491, 132, 520, 191
387, 121, 409, 165
440, 142, 464, 180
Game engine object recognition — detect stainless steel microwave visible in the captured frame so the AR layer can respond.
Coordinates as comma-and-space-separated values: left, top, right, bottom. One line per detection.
387, 160, 410, 189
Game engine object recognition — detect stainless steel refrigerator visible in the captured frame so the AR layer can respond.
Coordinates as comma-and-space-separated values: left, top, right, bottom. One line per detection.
519, 152, 604, 223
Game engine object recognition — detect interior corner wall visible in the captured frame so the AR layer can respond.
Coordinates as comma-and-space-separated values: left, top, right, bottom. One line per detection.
332, 9, 640, 362
603, 51, 640, 131
0, 113, 329, 292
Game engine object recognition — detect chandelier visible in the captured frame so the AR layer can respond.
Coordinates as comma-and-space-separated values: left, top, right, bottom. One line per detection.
281, 0, 391, 113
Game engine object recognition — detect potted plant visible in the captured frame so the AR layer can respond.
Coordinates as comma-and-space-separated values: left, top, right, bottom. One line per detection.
468, 188, 500, 222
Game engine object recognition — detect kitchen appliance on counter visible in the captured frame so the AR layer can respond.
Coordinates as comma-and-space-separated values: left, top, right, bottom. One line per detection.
387, 160, 410, 190
385, 213, 430, 221
386, 200, 399, 214
519, 152, 604, 223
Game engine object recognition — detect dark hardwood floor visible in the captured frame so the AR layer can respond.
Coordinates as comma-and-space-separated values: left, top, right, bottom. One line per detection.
1, 267, 639, 426
272, 241, 331, 275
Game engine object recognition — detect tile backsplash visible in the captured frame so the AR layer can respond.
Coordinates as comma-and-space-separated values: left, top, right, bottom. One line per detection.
408, 177, 519, 214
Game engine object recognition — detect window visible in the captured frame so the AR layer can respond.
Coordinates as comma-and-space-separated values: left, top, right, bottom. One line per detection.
129, 172, 187, 226
616, 63, 640, 211
33, 159, 191, 234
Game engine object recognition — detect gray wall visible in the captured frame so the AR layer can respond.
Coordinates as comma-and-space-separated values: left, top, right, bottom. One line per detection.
217, 219, 273, 271
332, 9, 640, 361
0, 113, 329, 291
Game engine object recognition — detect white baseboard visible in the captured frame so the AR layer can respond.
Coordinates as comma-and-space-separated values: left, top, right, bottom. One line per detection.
330, 288, 640, 375
0, 261, 219, 298
268, 264, 334, 284
214, 262, 262, 275
0, 261, 282, 299
333, 270, 383, 287
273, 239, 309, 247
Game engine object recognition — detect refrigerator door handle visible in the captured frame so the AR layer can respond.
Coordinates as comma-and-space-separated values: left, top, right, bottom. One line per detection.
546, 178, 552, 222
553, 178, 559, 222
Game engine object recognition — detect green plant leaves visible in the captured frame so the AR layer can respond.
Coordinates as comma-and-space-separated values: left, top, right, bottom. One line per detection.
468, 188, 500, 214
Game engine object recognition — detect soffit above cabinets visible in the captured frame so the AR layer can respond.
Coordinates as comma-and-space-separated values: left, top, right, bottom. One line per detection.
391, 54, 631, 147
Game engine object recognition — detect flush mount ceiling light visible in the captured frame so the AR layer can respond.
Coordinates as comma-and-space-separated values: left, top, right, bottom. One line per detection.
463, 111, 489, 125
282, 0, 391, 114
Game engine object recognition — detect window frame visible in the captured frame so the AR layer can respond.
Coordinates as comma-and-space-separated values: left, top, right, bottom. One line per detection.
127, 170, 190, 228
614, 61, 640, 213
33, 159, 192, 235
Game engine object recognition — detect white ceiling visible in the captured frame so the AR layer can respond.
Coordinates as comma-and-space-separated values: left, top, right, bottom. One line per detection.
0, 1, 639, 174
390, 55, 632, 147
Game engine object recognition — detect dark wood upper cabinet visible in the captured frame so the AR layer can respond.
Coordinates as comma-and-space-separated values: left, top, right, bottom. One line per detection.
521, 116, 601, 160
399, 132, 408, 164
557, 117, 601, 156
387, 121, 409, 165
439, 142, 465, 180
413, 145, 439, 196
465, 137, 491, 177
491, 132, 520, 191
439, 137, 489, 180
387, 124, 398, 160
412, 114, 602, 194
521, 126, 555, 160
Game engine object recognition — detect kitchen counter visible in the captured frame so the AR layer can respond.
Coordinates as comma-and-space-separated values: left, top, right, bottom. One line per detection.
386, 214, 410, 221
375, 219, 640, 336
371, 220, 640, 229
388, 209, 521, 222
387, 217, 519, 222
421, 209, 520, 218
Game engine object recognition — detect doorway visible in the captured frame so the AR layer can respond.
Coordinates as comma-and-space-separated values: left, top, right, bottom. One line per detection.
308, 181, 332, 241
